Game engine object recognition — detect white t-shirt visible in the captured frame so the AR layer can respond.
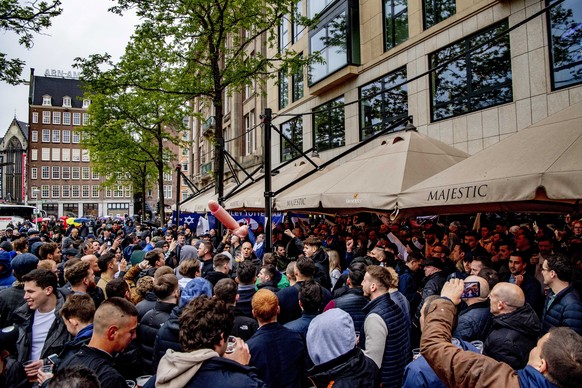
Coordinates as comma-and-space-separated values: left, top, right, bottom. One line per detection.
30, 309, 56, 361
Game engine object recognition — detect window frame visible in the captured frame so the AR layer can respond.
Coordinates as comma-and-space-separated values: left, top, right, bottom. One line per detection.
546, 0, 582, 90
359, 66, 409, 141
429, 19, 512, 122
423, 0, 456, 30
280, 117, 304, 162
383, 0, 409, 51
312, 96, 345, 152
308, 0, 360, 86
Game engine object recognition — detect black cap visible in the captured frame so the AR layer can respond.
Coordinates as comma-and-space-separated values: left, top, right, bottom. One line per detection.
423, 258, 444, 270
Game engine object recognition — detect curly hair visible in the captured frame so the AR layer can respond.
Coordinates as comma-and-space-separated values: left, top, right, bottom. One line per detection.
179, 295, 233, 352
136, 276, 154, 298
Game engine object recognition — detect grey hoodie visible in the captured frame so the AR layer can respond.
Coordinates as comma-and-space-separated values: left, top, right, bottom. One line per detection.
156, 348, 218, 387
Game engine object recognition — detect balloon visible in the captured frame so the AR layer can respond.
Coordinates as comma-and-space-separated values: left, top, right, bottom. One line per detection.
208, 200, 248, 238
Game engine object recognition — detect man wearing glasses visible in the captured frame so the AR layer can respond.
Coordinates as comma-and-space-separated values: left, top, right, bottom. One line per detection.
540, 254, 582, 336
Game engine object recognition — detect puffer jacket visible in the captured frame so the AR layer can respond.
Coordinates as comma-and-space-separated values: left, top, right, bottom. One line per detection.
484, 303, 540, 369
139, 300, 176, 374
151, 305, 182, 371
421, 298, 556, 388
308, 347, 379, 388
541, 285, 582, 336
452, 300, 492, 341
13, 291, 71, 363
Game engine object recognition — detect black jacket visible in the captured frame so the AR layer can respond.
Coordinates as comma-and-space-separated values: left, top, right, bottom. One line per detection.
308, 347, 380, 388
58, 345, 127, 388
0, 283, 25, 328
452, 300, 493, 342
135, 292, 157, 321
139, 300, 176, 374
484, 303, 541, 369
151, 305, 182, 371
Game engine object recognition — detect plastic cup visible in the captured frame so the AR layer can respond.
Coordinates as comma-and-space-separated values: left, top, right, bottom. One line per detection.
126, 380, 136, 388
23, 360, 39, 383
136, 375, 152, 388
471, 340, 484, 354
412, 348, 421, 360
40, 364, 53, 378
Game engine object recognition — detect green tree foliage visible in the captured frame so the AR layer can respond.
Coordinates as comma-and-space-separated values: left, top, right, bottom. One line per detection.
0, 0, 62, 84
76, 22, 190, 221
78, 0, 316, 207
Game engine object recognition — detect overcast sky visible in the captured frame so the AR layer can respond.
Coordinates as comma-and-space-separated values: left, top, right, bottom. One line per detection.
0, 0, 139, 136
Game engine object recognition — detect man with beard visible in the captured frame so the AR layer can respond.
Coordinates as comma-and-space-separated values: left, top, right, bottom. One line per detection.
501, 251, 542, 314
361, 265, 410, 387
59, 260, 103, 308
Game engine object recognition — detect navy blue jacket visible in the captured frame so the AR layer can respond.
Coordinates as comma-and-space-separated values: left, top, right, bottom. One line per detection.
332, 288, 369, 334
247, 322, 306, 388
452, 300, 492, 341
541, 285, 582, 336
138, 300, 176, 374
143, 356, 266, 388
277, 281, 331, 324
361, 293, 411, 387
308, 347, 379, 388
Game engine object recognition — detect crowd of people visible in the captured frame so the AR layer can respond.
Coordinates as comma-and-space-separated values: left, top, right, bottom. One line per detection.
0, 213, 581, 387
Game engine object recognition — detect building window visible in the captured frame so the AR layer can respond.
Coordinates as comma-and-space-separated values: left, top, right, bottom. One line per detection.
384, 0, 408, 50
42, 111, 51, 124
62, 130, 70, 143
309, 0, 360, 85
430, 20, 512, 121
72, 132, 80, 143
423, 0, 455, 30
72, 185, 80, 198
42, 166, 49, 179
92, 171, 99, 180
163, 172, 172, 181
92, 185, 100, 198
41, 185, 49, 198
281, 117, 303, 162
279, 14, 290, 51
73, 113, 81, 126
163, 185, 173, 199
125, 186, 131, 198
63, 112, 71, 125
31, 149, 38, 161
181, 163, 189, 172
52, 130, 60, 143
548, 0, 582, 89
106, 188, 112, 198
52, 148, 60, 161
62, 149, 70, 161
42, 96, 52, 106
114, 186, 123, 198
62, 185, 70, 197
82, 113, 89, 125
82, 99, 90, 108
62, 167, 70, 180
279, 71, 289, 109
292, 62, 304, 102
72, 149, 80, 161
360, 66, 408, 140
245, 111, 256, 155
52, 185, 60, 198
313, 97, 345, 152
63, 97, 72, 107
82, 150, 90, 162
42, 129, 50, 142
52, 111, 61, 125
308, 0, 335, 18
31, 168, 38, 179
32, 112, 38, 123
82, 167, 90, 180
31, 131, 38, 142
293, 1, 303, 42
72, 167, 80, 180
52, 166, 60, 179
41, 148, 50, 161
82, 185, 90, 198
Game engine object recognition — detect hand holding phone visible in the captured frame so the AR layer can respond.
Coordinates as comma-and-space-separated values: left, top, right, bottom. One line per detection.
461, 281, 480, 299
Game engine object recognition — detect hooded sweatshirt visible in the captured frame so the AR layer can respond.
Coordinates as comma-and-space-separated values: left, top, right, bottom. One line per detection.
156, 348, 218, 387
0, 251, 16, 287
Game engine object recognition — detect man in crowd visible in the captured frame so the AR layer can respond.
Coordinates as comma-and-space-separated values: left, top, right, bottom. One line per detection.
197, 241, 214, 277
361, 265, 410, 387
273, 242, 289, 273
96, 252, 118, 297
541, 254, 582, 335
0, 253, 38, 328
284, 280, 322, 337
56, 293, 96, 367
204, 253, 231, 287
484, 282, 540, 369
324, 261, 369, 334
147, 296, 264, 387
247, 289, 306, 388
502, 251, 543, 313
58, 297, 138, 387
13, 269, 70, 380
421, 278, 582, 387
452, 275, 492, 342
213, 278, 258, 341
235, 260, 257, 318
464, 231, 489, 260
302, 237, 331, 289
